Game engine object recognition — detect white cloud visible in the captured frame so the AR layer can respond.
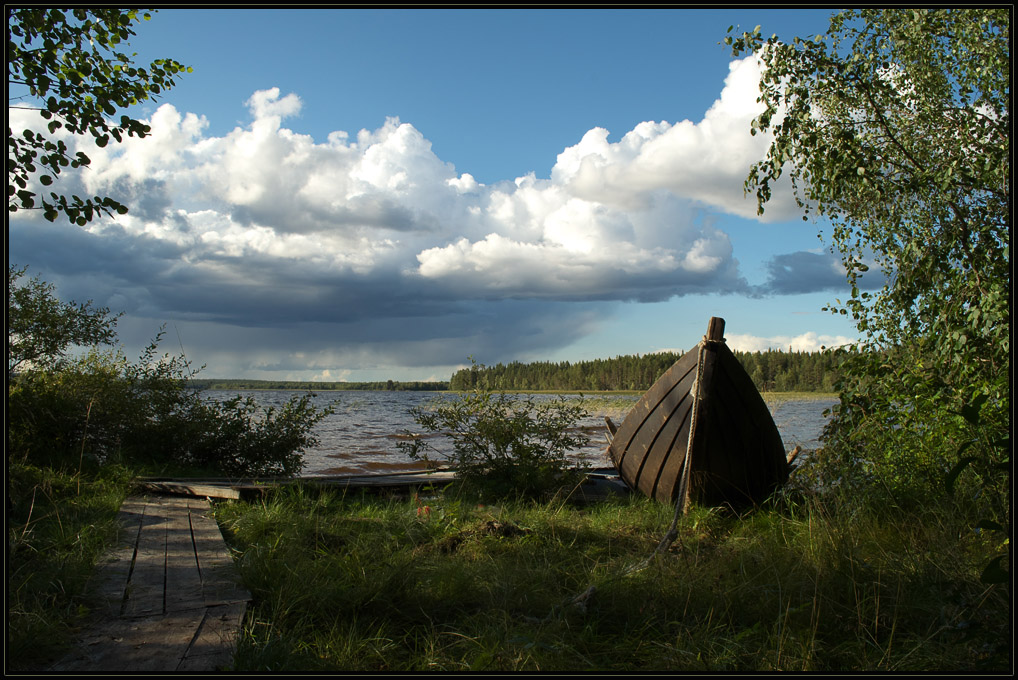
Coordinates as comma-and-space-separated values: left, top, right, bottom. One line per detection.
15, 68, 776, 302
9, 55, 817, 378
246, 87, 302, 121
725, 332, 857, 353
549, 56, 799, 221
310, 368, 352, 382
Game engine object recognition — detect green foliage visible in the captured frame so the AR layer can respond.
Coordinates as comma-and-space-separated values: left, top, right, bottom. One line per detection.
8, 341, 331, 477
8, 8, 191, 223
399, 381, 590, 499
8, 264, 120, 375
7, 268, 332, 477
449, 349, 840, 393
7, 462, 132, 670
167, 390, 333, 477
726, 11, 1009, 521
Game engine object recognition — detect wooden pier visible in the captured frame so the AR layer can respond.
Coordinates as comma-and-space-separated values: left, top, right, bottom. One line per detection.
50, 494, 251, 672
132, 468, 629, 503
133, 469, 461, 500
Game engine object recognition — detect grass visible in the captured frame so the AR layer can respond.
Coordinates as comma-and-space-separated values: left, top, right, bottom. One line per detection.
6, 462, 133, 671
7, 462, 1007, 672
212, 481, 1009, 672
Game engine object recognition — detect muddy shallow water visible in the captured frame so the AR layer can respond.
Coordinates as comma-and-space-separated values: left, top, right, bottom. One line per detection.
203, 390, 837, 477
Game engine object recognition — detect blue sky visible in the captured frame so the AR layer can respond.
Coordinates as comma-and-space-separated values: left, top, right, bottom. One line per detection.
9, 8, 869, 382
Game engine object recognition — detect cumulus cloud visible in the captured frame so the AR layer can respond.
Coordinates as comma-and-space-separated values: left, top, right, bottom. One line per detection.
8, 54, 819, 377
726, 332, 857, 353
549, 56, 799, 220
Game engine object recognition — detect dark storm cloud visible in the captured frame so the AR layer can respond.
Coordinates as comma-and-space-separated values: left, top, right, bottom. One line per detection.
10, 209, 752, 336
229, 195, 428, 235
759, 250, 885, 295
109, 178, 175, 223
9, 219, 184, 294
8, 217, 595, 361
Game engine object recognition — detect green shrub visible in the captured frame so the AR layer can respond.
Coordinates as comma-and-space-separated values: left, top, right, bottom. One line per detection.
7, 265, 331, 477
399, 388, 590, 500
7, 343, 330, 476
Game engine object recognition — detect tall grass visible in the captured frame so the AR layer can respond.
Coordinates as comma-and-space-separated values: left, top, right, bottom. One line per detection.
214, 482, 1008, 672
6, 462, 133, 670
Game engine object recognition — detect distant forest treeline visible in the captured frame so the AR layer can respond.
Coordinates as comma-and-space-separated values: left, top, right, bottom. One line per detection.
190, 349, 840, 394
449, 349, 841, 393
188, 379, 450, 392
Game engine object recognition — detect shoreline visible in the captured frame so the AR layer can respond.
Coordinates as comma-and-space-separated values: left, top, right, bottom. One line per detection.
196, 385, 838, 400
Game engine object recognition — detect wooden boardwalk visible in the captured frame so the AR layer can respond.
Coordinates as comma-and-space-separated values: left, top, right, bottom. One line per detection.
132, 468, 629, 502
134, 469, 461, 500
50, 494, 251, 672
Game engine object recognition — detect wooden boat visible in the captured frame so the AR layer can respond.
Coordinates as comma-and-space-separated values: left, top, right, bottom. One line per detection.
606, 317, 788, 509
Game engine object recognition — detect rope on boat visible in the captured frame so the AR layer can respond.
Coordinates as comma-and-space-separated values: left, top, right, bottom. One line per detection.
526, 330, 723, 622
646, 335, 707, 559
621, 335, 712, 575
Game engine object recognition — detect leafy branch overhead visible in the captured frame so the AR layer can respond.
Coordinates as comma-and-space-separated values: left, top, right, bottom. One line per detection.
725, 8, 1009, 426
724, 10, 1008, 307
7, 8, 191, 224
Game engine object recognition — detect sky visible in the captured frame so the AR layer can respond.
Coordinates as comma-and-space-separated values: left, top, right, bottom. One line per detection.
8, 8, 874, 383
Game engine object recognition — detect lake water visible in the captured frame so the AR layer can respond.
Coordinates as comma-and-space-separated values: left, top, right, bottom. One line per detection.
205, 390, 838, 477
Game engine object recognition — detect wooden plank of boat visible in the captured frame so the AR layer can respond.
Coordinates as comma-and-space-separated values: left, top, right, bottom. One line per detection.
607, 317, 788, 508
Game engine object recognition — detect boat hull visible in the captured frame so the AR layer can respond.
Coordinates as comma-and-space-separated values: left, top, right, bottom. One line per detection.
607, 318, 788, 507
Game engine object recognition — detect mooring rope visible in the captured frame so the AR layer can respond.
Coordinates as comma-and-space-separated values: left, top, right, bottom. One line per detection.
527, 334, 718, 622
642, 334, 708, 563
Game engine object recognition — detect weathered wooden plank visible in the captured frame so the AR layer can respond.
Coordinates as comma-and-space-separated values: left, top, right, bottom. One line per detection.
134, 471, 464, 500
122, 499, 169, 618
693, 396, 748, 506
187, 498, 251, 606
164, 497, 206, 613
176, 602, 247, 672
612, 352, 697, 496
136, 481, 246, 500
677, 332, 720, 507
720, 344, 788, 488
49, 608, 207, 672
689, 343, 788, 507
611, 349, 698, 477
691, 353, 752, 504
315, 471, 460, 487
627, 377, 685, 500
717, 347, 786, 502
50, 494, 251, 673
90, 498, 146, 615
646, 380, 696, 503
